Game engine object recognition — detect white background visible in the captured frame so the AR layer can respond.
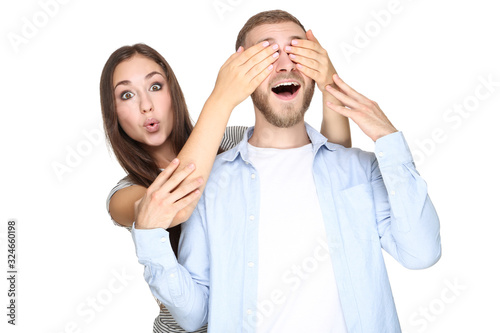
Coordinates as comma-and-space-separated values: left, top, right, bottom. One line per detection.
1, 0, 499, 332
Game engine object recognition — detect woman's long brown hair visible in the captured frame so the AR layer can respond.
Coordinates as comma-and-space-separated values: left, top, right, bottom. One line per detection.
100, 44, 191, 255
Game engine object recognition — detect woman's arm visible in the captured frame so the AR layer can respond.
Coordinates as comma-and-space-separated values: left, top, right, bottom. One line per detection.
108, 185, 146, 227
321, 84, 351, 148
108, 91, 234, 228
285, 29, 352, 148
108, 41, 275, 229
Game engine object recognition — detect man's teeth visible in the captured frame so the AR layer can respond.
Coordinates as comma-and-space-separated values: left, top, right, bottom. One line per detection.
273, 82, 299, 88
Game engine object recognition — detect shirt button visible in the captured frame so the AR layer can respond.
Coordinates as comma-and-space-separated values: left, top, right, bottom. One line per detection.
378, 151, 384, 157
390, 190, 396, 195
247, 309, 253, 315
160, 236, 167, 243
169, 273, 175, 278
249, 215, 255, 221
251, 173, 256, 179
248, 262, 255, 267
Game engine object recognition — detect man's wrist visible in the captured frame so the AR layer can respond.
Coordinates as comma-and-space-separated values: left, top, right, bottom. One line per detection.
374, 131, 414, 167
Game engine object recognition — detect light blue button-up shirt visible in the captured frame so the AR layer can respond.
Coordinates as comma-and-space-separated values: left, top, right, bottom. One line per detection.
132, 123, 441, 332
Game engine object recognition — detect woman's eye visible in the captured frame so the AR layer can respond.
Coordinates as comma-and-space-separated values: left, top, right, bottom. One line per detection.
121, 91, 134, 100
150, 83, 162, 91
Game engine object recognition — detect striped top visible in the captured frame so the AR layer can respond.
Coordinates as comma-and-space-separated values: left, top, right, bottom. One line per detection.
106, 126, 247, 333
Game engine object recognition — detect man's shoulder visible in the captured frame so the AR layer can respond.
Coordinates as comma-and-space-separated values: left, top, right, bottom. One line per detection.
322, 142, 376, 164
214, 146, 238, 165
209, 146, 243, 179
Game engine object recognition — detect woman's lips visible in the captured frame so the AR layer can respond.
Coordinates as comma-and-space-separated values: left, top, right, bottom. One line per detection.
144, 118, 160, 133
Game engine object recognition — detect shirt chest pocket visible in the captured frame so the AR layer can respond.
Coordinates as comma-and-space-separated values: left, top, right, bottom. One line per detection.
336, 183, 379, 243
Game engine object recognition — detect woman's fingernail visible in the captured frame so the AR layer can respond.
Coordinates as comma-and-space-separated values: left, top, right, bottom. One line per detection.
273, 52, 279, 58
237, 46, 243, 53
289, 54, 296, 59
272, 43, 279, 50
291, 40, 298, 45
285, 46, 292, 52
262, 41, 270, 47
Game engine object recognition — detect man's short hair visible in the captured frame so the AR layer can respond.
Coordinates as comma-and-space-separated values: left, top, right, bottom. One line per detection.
235, 9, 306, 51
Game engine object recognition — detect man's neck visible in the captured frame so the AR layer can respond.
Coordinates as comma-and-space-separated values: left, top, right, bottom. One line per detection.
248, 118, 310, 149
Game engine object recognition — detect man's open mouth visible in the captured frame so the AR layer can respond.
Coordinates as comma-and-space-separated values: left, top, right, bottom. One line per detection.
271, 81, 301, 100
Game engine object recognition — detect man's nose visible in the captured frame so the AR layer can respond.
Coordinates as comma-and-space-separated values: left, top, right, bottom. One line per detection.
275, 47, 296, 72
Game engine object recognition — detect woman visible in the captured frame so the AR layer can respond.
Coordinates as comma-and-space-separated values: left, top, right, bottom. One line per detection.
100, 40, 350, 332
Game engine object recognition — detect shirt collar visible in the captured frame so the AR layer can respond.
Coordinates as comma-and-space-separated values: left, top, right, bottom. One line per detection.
220, 122, 337, 163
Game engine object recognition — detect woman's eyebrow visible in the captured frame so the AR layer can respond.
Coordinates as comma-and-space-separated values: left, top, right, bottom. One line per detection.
145, 71, 165, 80
114, 71, 165, 90
114, 79, 130, 91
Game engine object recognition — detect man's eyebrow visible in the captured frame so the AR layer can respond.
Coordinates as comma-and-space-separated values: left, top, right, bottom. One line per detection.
114, 71, 165, 90
256, 37, 275, 45
255, 36, 305, 45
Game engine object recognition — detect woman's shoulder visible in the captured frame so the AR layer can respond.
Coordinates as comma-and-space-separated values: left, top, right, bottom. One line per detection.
107, 175, 137, 199
220, 126, 248, 151
105, 175, 138, 229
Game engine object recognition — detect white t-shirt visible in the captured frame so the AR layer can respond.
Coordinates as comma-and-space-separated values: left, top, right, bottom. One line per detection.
247, 143, 347, 333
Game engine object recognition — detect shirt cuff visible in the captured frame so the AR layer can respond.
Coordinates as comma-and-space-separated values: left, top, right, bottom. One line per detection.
131, 223, 177, 264
374, 131, 414, 167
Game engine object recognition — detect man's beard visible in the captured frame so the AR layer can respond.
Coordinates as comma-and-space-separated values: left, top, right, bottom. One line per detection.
251, 74, 315, 128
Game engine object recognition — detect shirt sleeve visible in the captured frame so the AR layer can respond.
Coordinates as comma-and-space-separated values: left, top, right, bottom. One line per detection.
131, 197, 210, 332
371, 131, 441, 269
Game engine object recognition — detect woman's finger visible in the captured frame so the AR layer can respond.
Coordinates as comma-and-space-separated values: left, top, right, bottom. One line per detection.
246, 51, 278, 84
290, 38, 324, 54
288, 53, 319, 71
147, 158, 180, 192
236, 40, 274, 67
285, 45, 319, 61
241, 43, 278, 75
172, 189, 202, 213
159, 163, 197, 194
295, 63, 319, 81
168, 177, 204, 204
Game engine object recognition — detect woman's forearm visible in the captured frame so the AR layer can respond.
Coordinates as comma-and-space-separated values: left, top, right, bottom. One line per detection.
170, 95, 234, 225
321, 91, 352, 148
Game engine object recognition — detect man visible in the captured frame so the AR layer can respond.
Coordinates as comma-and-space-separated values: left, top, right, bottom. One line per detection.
132, 10, 441, 332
